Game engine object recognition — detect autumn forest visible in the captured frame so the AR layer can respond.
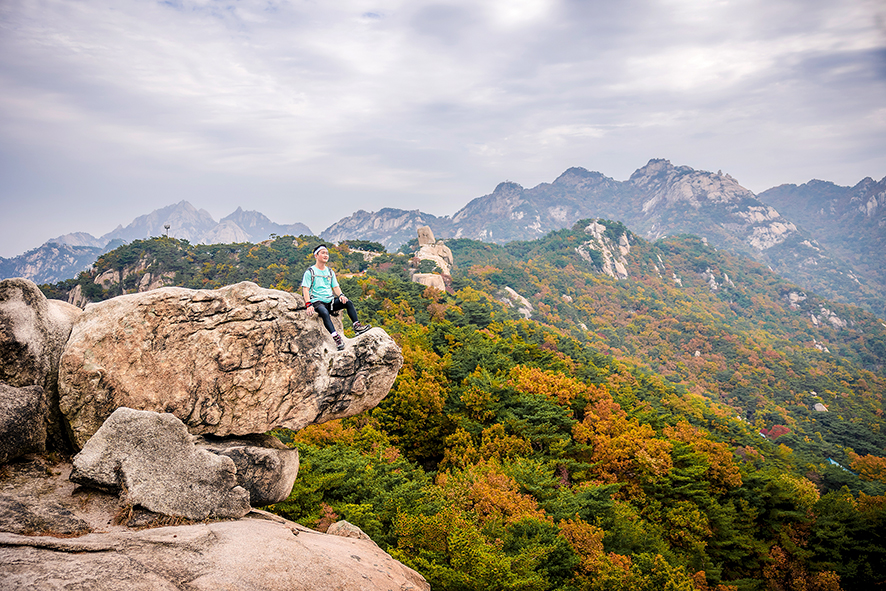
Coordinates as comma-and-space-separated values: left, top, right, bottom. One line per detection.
41, 222, 886, 591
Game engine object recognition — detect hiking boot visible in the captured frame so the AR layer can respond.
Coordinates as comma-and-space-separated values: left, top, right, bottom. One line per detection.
353, 321, 371, 335
332, 333, 344, 351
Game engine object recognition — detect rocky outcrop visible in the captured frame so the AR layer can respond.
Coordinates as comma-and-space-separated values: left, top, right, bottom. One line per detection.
0, 278, 82, 450
71, 408, 251, 520
58, 281, 403, 448
414, 225, 454, 275
575, 220, 631, 279
0, 457, 430, 591
0, 278, 82, 391
196, 434, 300, 506
327, 519, 376, 543
498, 287, 534, 319
0, 516, 429, 591
0, 383, 48, 463
0, 494, 90, 537
411, 226, 454, 294
412, 273, 447, 292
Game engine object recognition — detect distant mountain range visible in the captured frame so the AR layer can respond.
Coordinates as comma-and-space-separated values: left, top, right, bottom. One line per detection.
323, 159, 886, 316
46, 202, 313, 249
0, 203, 312, 283
3, 159, 884, 315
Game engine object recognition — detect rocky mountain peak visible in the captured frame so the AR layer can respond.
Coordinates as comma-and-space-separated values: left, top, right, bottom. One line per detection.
629, 158, 675, 180
493, 181, 524, 194
221, 207, 271, 229
101, 200, 218, 245
552, 167, 615, 190
629, 159, 755, 211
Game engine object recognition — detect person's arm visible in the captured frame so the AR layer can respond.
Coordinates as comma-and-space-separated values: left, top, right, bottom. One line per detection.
332, 285, 347, 303
302, 285, 314, 315
330, 270, 347, 303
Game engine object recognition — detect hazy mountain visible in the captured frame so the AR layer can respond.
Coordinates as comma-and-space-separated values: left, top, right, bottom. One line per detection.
321, 208, 445, 251
99, 201, 219, 244
758, 177, 886, 279
45, 231, 107, 248
0, 243, 105, 284
220, 207, 313, 243
2, 201, 315, 284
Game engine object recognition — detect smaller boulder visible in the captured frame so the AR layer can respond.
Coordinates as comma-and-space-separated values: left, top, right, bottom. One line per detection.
0, 383, 48, 464
196, 434, 300, 506
412, 273, 446, 292
70, 408, 251, 520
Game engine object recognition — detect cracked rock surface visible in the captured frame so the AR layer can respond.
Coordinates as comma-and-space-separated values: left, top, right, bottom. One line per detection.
58, 281, 402, 448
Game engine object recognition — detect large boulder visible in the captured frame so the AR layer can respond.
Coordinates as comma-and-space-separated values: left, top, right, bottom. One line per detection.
70, 407, 251, 520
58, 281, 403, 448
196, 434, 300, 506
0, 278, 82, 450
0, 383, 48, 463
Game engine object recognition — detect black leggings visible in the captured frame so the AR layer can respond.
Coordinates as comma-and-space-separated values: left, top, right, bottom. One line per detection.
313, 297, 358, 334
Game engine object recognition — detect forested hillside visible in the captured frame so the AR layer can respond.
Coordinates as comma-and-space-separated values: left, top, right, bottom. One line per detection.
41, 228, 886, 590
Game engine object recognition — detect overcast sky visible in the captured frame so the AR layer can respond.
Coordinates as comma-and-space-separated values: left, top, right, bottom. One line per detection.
1, 0, 884, 257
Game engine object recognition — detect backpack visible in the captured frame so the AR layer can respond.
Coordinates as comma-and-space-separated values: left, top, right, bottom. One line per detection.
308, 266, 336, 291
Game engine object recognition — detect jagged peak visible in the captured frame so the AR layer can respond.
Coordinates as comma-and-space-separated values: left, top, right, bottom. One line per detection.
494, 181, 524, 193
629, 158, 674, 180
552, 167, 610, 184
222, 207, 271, 223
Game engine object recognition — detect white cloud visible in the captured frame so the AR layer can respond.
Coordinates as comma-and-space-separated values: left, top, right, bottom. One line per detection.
0, 0, 884, 255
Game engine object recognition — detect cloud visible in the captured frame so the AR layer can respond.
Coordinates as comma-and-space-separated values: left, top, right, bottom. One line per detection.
0, 0, 884, 256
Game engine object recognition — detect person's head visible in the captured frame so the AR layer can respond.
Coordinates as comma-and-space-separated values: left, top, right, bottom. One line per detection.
313, 244, 329, 262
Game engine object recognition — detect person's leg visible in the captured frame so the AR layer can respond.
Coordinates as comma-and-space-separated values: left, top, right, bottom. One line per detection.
331, 297, 359, 323
313, 301, 336, 334
314, 301, 344, 350
331, 297, 371, 334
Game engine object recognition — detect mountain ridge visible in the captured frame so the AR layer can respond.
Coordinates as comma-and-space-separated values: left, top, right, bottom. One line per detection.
3, 159, 883, 315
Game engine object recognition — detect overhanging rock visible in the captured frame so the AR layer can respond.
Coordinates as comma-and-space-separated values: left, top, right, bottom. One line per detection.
58, 281, 402, 448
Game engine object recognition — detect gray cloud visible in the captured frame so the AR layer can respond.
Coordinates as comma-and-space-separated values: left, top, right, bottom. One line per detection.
1, 0, 884, 256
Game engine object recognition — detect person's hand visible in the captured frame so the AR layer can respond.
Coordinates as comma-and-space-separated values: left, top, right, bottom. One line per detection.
305, 304, 315, 317
339, 295, 348, 304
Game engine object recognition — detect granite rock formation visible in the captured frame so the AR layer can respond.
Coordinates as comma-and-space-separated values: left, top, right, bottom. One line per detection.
70, 407, 251, 520
0, 457, 430, 591
196, 433, 300, 506
0, 383, 48, 463
58, 281, 403, 448
411, 226, 453, 293
0, 278, 82, 450
414, 225, 454, 275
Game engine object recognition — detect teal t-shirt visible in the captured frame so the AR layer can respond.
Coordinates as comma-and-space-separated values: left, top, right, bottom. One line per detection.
301, 266, 338, 303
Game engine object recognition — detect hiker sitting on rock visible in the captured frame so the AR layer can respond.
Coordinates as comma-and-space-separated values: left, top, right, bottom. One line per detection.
302, 244, 371, 350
